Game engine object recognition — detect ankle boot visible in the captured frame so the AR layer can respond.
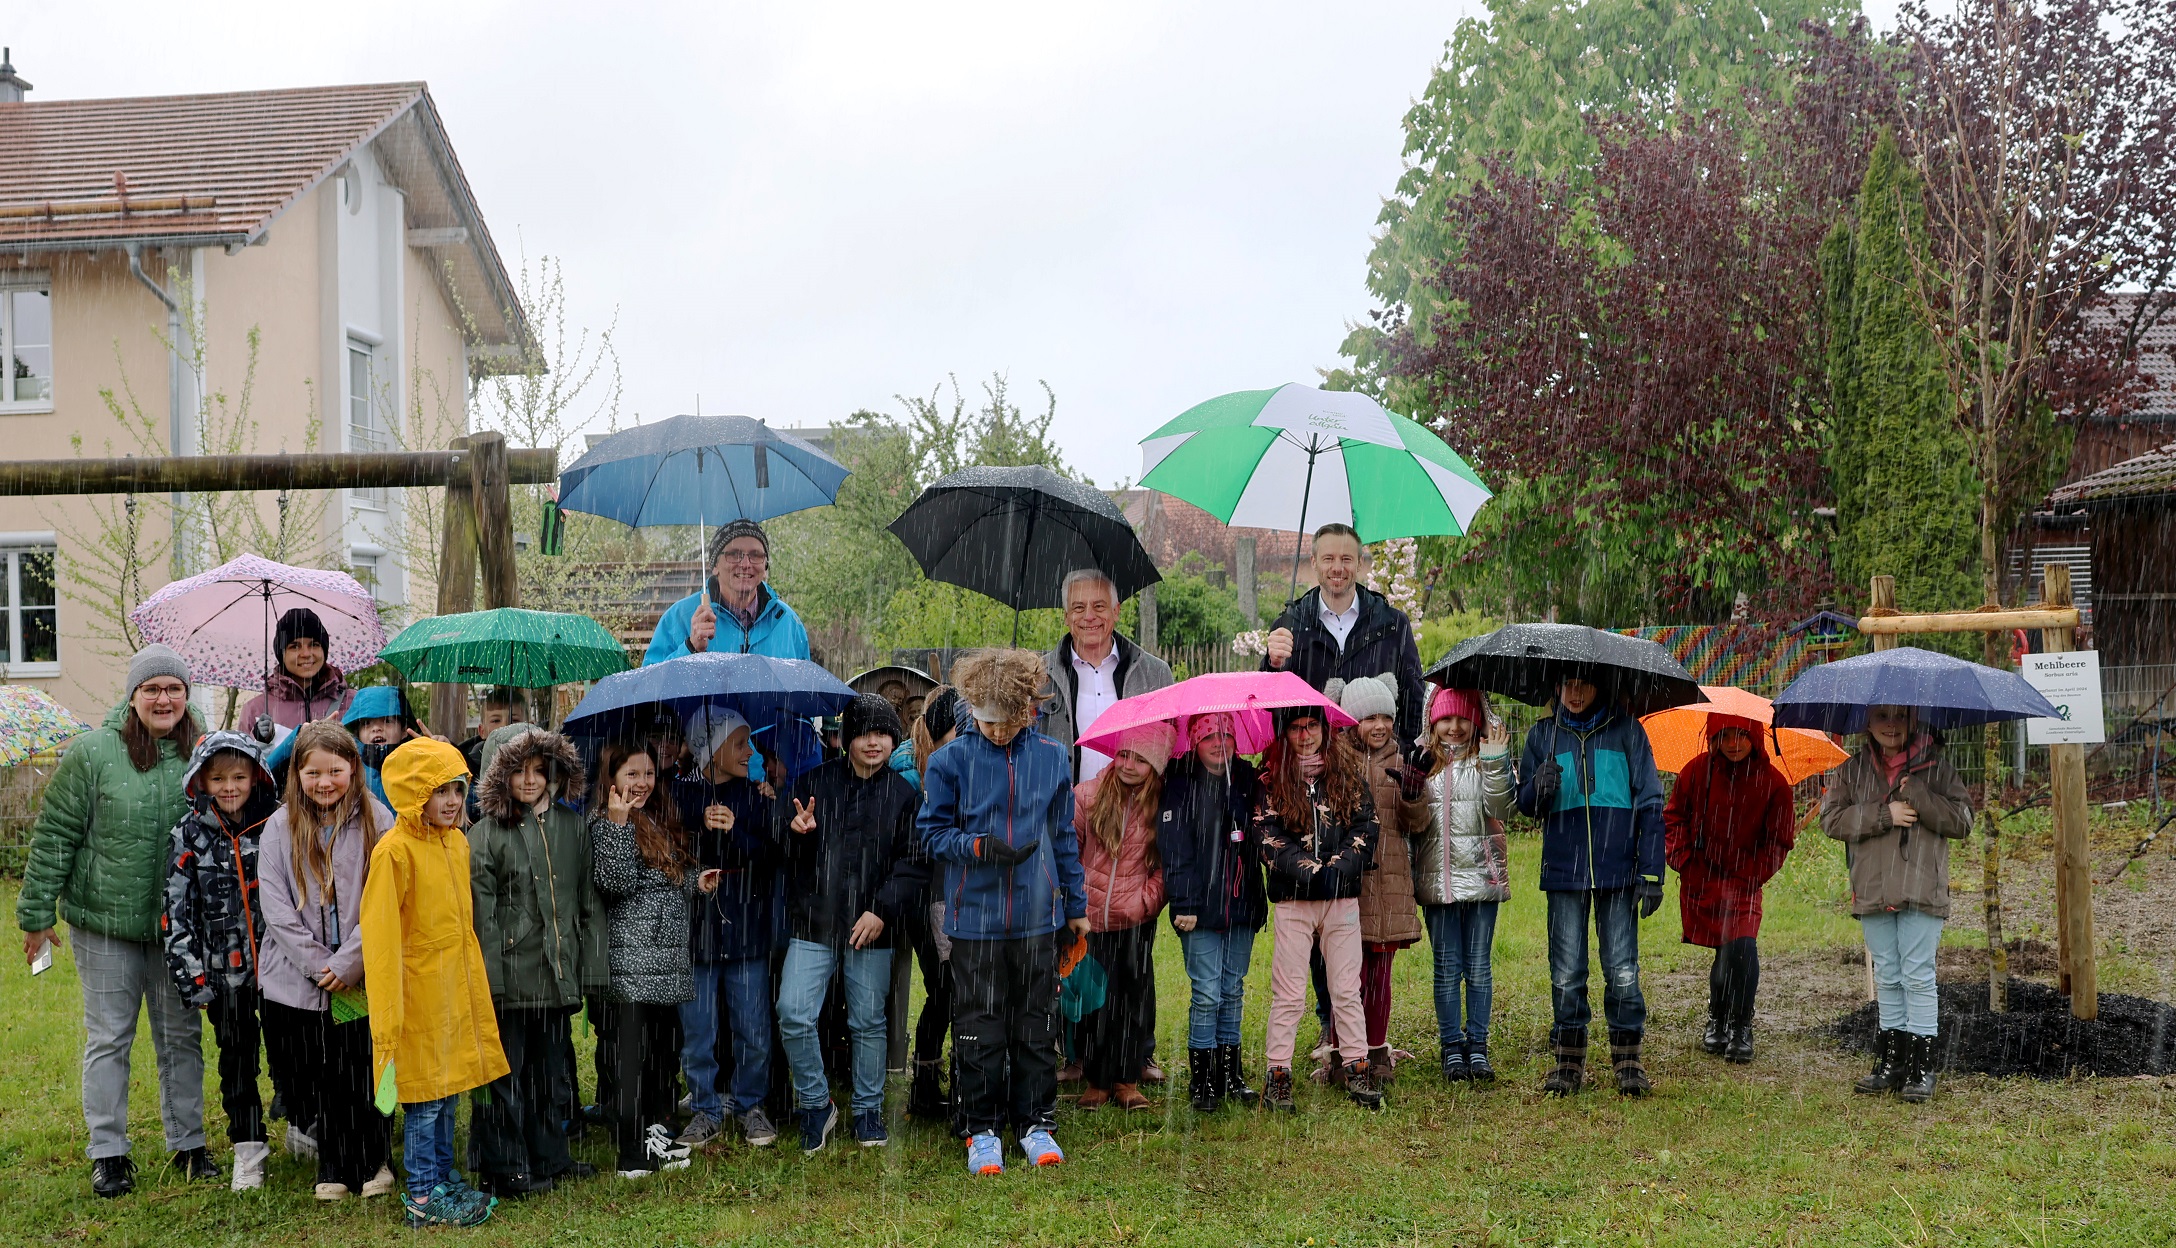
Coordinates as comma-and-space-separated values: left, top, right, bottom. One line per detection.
1898, 1032, 1938, 1103
1542, 1027, 1587, 1096
1367, 1045, 1395, 1086
908, 1059, 949, 1120
1188, 1048, 1220, 1111
1344, 1060, 1384, 1110
1725, 1018, 1754, 1065
1610, 1029, 1652, 1097
1702, 1010, 1727, 1056
1218, 1045, 1258, 1106
1261, 1066, 1296, 1112
1853, 1028, 1906, 1095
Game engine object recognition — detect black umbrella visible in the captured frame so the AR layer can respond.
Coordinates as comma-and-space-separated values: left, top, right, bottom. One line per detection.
1425, 622, 1703, 718
886, 465, 1162, 644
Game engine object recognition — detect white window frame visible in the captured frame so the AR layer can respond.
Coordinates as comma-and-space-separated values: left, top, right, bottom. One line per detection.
0, 535, 61, 677
350, 548, 383, 602
0, 273, 54, 414
347, 335, 389, 510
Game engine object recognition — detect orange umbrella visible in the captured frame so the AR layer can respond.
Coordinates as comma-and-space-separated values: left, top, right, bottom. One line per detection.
1640, 685, 1848, 785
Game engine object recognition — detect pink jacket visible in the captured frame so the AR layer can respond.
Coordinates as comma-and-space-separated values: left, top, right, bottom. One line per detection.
1073, 774, 1166, 933
240, 666, 356, 733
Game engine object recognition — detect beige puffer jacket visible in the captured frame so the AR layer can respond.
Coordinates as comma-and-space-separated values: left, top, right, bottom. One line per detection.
1356, 738, 1429, 946
1413, 743, 1515, 906
1820, 734, 1974, 919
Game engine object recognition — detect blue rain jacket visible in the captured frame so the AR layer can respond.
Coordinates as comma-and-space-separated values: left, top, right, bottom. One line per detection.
916, 721, 1085, 941
642, 583, 811, 665
1516, 707, 1666, 892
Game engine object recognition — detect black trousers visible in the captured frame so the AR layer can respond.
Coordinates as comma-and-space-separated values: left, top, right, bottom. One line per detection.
471, 1006, 574, 1179
905, 902, 952, 1065
1709, 937, 1761, 1025
260, 998, 388, 1189
950, 935, 1059, 1137
585, 994, 616, 1111
608, 1000, 682, 1170
1080, 924, 1157, 1089
206, 984, 268, 1144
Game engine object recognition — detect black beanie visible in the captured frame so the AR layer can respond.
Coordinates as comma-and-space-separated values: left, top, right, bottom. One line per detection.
275, 608, 330, 660
842, 693, 904, 748
921, 688, 964, 743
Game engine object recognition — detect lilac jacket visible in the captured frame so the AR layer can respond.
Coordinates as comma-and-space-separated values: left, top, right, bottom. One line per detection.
256, 798, 392, 1010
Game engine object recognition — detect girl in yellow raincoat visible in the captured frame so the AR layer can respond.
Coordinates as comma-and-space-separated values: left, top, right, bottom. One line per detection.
362, 738, 508, 1228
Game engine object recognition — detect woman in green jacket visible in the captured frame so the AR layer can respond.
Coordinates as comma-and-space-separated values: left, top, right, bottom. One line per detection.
17, 646, 215, 1198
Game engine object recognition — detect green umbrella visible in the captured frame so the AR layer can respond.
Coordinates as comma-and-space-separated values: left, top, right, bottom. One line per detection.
1138, 383, 1491, 592
380, 608, 630, 687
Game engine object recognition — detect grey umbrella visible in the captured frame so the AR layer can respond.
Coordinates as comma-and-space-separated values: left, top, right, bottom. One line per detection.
1425, 622, 1703, 718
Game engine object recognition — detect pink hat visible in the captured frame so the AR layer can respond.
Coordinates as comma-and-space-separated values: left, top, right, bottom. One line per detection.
1113, 721, 1178, 775
1187, 712, 1237, 747
1429, 687, 1484, 728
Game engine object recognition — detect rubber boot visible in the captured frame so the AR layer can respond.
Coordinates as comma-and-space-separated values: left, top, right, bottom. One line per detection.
1542, 1027, 1586, 1097
1188, 1048, 1220, 1112
1610, 1029, 1652, 1097
1898, 1032, 1938, 1103
1853, 1028, 1906, 1095
1367, 1045, 1395, 1087
907, 1060, 949, 1121
1218, 1045, 1258, 1106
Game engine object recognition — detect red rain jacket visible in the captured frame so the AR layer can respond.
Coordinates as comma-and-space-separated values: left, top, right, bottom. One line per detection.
1663, 742, 1796, 946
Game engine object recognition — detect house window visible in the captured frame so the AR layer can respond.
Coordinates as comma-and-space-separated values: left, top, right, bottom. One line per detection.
1, 278, 53, 410
0, 544, 59, 675
351, 552, 382, 600
348, 341, 388, 508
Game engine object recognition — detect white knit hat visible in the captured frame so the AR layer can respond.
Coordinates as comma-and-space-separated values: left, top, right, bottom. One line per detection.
1331, 673, 1397, 723
683, 707, 752, 770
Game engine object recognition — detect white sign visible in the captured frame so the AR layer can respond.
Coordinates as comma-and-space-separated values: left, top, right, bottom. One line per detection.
2021, 652, 2105, 745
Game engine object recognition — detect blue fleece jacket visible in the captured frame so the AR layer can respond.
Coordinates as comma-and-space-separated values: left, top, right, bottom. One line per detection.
915, 721, 1085, 941
642, 583, 811, 666
1516, 706, 1667, 892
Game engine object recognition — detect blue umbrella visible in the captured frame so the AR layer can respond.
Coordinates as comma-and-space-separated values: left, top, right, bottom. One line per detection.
558, 414, 850, 528
1771, 647, 2060, 735
561, 651, 855, 777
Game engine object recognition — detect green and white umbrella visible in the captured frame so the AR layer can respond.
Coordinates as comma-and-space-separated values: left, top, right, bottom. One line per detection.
380, 608, 630, 688
1139, 383, 1491, 585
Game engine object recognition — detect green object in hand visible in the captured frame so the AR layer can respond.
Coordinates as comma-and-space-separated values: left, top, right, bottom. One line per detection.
374, 1061, 398, 1116
329, 988, 369, 1024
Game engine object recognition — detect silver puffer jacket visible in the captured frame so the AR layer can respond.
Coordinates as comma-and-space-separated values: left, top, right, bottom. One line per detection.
1413, 746, 1515, 905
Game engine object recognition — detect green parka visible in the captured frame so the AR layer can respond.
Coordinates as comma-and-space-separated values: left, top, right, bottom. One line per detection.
469, 727, 607, 1009
18, 704, 193, 942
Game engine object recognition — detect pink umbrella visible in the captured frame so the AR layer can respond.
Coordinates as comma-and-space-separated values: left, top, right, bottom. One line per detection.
129, 554, 386, 690
1077, 670, 1357, 759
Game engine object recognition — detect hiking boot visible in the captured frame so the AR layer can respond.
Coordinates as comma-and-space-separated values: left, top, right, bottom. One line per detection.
1262, 1066, 1297, 1111
230, 1140, 269, 1192
738, 1107, 779, 1148
1725, 1021, 1755, 1065
966, 1131, 1005, 1176
404, 1182, 493, 1229
853, 1110, 888, 1147
1854, 1028, 1907, 1095
1702, 1011, 1727, 1056
1188, 1048, 1220, 1112
1018, 1127, 1065, 1166
172, 1146, 221, 1182
1466, 1047, 1496, 1084
797, 1102, 838, 1155
1898, 1033, 1939, 1103
1218, 1045, 1258, 1106
675, 1112, 724, 1149
1610, 1029, 1652, 1097
1367, 1045, 1396, 1086
908, 1059, 949, 1121
1542, 1027, 1587, 1097
1441, 1048, 1469, 1083
91, 1155, 135, 1199
1345, 1060, 1384, 1111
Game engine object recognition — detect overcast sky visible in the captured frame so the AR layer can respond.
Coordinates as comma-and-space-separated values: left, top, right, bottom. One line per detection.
12, 1, 1899, 487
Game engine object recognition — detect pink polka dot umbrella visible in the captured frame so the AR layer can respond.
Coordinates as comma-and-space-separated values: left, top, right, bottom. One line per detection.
127, 554, 386, 690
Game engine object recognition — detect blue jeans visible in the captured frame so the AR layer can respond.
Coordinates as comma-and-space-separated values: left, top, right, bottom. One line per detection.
1545, 888, 1646, 1036
1179, 925, 1255, 1049
776, 939, 893, 1114
1861, 908, 1943, 1036
1423, 901, 1499, 1052
680, 958, 773, 1118
401, 1095, 461, 1198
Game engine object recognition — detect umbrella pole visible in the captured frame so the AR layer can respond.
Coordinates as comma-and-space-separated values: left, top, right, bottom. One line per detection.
1287, 440, 1318, 603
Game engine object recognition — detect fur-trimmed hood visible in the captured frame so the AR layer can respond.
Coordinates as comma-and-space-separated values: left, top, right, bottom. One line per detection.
473, 725, 588, 824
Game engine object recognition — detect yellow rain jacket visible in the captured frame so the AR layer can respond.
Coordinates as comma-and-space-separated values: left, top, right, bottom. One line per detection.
361, 738, 509, 1103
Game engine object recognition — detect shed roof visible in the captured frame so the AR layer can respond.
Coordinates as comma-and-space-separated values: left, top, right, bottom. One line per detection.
2049, 439, 2176, 508
2078, 292, 2176, 423
0, 82, 528, 370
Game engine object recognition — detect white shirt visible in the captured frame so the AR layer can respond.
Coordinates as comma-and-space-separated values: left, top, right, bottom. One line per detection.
1319, 595, 1361, 650
1071, 642, 1122, 784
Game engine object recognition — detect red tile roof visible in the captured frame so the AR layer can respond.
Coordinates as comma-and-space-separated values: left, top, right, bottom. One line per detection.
2050, 439, 2176, 507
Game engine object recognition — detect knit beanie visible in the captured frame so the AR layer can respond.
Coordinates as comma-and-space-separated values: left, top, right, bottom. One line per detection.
1429, 686, 1484, 728
1112, 721, 1177, 775
1330, 672, 1397, 723
274, 607, 330, 657
126, 643, 192, 698
707, 519, 770, 566
842, 693, 905, 748
921, 688, 964, 744
684, 706, 752, 770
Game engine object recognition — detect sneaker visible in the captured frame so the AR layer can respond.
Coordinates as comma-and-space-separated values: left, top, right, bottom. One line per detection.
853, 1110, 888, 1147
797, 1102, 838, 1155
91, 1155, 136, 1199
1018, 1127, 1064, 1166
314, 1182, 351, 1201
361, 1166, 397, 1199
1442, 1049, 1469, 1083
404, 1183, 493, 1229
445, 1174, 498, 1218
965, 1131, 1005, 1176
642, 1133, 693, 1173
171, 1146, 222, 1182
674, 1112, 724, 1149
646, 1122, 693, 1160
285, 1123, 318, 1162
677, 1092, 694, 1116
230, 1140, 269, 1192
737, 1107, 779, 1148
1466, 1048, 1496, 1084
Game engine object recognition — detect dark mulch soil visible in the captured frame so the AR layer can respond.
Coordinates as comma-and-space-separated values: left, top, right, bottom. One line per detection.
1835, 977, 2176, 1078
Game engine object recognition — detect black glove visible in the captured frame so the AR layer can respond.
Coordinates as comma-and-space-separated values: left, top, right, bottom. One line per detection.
1393, 766, 1426, 803
1637, 876, 1664, 919
1531, 758, 1562, 808
974, 835, 1041, 867
1402, 739, 1433, 772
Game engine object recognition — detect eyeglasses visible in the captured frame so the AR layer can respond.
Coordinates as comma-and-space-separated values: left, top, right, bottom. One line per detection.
137, 683, 188, 701
718, 551, 768, 566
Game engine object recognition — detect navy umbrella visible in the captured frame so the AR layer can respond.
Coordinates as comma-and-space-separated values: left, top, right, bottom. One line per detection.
1425, 622, 1702, 719
561, 651, 855, 778
1771, 646, 2060, 735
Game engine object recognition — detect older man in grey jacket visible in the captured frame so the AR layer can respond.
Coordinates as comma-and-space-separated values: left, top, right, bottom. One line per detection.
1041, 569, 1173, 784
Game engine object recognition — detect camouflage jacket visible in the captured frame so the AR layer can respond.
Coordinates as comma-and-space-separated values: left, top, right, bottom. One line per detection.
160, 731, 280, 1008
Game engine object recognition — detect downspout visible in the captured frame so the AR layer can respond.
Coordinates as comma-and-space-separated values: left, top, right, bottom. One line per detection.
126, 242, 187, 578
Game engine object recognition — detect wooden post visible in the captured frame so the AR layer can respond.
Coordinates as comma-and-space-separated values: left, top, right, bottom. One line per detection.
429, 436, 478, 741
2043, 563, 2097, 1019
470, 431, 519, 611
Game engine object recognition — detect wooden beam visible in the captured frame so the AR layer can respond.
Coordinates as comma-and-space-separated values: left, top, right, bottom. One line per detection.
1857, 607, 2080, 635
470, 431, 519, 611
2043, 564, 2097, 1020
0, 448, 556, 497
429, 436, 479, 741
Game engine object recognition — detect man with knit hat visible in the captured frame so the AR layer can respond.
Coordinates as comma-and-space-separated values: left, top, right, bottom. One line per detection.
642, 520, 811, 665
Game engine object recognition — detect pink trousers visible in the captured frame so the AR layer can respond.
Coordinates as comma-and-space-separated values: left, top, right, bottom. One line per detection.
1265, 898, 1365, 1069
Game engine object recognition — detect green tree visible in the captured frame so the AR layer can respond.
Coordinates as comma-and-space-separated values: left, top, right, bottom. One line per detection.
1821, 130, 1980, 623
1149, 553, 1246, 649
766, 412, 928, 660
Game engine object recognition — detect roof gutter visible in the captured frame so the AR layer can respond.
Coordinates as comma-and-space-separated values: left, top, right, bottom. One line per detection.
126, 241, 188, 578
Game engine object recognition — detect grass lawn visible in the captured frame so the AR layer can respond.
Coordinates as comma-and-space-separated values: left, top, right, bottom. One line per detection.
6, 820, 2176, 1246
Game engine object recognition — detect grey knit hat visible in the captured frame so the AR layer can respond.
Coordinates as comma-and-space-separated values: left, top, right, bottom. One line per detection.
126, 643, 192, 698
707, 519, 770, 565
1330, 672, 1397, 723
